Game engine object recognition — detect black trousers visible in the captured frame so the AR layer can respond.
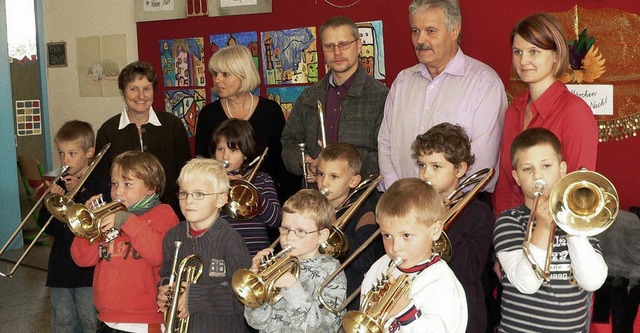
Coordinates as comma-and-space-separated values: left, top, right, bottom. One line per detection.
593, 276, 640, 333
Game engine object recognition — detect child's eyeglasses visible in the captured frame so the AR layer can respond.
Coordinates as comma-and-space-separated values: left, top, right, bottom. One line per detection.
278, 226, 320, 237
177, 191, 222, 200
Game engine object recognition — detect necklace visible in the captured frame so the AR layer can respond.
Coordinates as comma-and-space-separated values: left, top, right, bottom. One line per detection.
225, 92, 254, 120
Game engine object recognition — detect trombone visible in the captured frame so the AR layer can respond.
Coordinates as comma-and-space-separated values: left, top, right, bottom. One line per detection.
522, 168, 618, 282
316, 168, 494, 315
231, 245, 300, 308
165, 241, 204, 333
298, 100, 328, 189
0, 165, 69, 278
223, 147, 269, 220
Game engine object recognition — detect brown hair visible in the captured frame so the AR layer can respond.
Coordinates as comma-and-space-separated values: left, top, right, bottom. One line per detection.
510, 127, 563, 169
110, 151, 166, 196
318, 142, 362, 176
282, 189, 335, 230
54, 120, 94, 152
210, 118, 259, 168
511, 13, 569, 77
376, 178, 443, 226
411, 122, 475, 168
319, 16, 360, 42
117, 61, 157, 92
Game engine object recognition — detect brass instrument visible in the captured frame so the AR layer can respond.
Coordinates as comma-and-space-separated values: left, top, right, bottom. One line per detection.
65, 196, 126, 244
522, 168, 618, 282
298, 101, 327, 190
317, 100, 327, 149
298, 143, 315, 189
432, 167, 495, 261
316, 169, 494, 315
223, 147, 269, 220
0, 165, 69, 277
44, 143, 111, 222
232, 245, 300, 308
165, 241, 205, 333
341, 258, 408, 333
319, 174, 382, 258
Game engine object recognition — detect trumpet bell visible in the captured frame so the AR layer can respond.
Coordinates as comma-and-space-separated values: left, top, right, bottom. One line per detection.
66, 200, 127, 243
231, 269, 267, 308
319, 226, 349, 258
432, 231, 452, 262
341, 311, 383, 333
224, 180, 262, 220
550, 169, 619, 237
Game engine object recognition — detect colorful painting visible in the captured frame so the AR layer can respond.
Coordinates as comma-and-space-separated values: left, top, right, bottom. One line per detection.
160, 37, 206, 87
357, 20, 385, 80
266, 86, 309, 120
15, 99, 41, 136
210, 31, 259, 68
261, 27, 318, 85
164, 89, 206, 137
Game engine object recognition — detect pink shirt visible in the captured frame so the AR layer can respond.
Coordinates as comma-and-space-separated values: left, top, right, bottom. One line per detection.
378, 48, 507, 191
493, 81, 598, 216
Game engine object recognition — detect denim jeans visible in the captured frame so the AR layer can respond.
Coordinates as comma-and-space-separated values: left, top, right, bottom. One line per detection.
50, 287, 97, 333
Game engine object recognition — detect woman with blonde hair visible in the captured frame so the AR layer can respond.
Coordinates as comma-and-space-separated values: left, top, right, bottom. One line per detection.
195, 45, 297, 202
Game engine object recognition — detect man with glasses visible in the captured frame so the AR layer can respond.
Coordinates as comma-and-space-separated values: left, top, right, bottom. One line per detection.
281, 16, 389, 182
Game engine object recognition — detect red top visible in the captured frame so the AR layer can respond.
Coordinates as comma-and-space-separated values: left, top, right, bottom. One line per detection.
493, 81, 598, 216
71, 204, 179, 323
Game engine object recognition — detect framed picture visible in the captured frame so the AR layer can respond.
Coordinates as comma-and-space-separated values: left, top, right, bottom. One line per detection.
134, 0, 187, 22
208, 0, 271, 17
46, 42, 67, 68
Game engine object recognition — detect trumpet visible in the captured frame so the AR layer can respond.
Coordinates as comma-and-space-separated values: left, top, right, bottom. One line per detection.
341, 258, 408, 333
522, 168, 618, 282
65, 196, 126, 244
232, 245, 300, 308
317, 169, 493, 315
298, 100, 328, 190
165, 241, 204, 333
319, 174, 382, 258
0, 165, 69, 277
223, 147, 268, 220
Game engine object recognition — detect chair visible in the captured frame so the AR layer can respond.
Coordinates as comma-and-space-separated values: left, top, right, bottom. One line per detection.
17, 155, 48, 244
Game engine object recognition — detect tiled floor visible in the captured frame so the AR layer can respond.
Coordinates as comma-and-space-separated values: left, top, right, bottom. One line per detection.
0, 243, 51, 333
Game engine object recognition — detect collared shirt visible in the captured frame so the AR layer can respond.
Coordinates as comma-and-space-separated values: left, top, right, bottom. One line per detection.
117, 106, 163, 151
378, 48, 506, 191
324, 73, 355, 145
493, 81, 598, 215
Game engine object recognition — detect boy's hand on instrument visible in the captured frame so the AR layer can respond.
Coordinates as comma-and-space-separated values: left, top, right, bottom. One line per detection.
100, 213, 116, 232
228, 173, 243, 180
533, 198, 554, 230
274, 272, 297, 289
176, 281, 190, 318
386, 275, 411, 317
84, 194, 103, 207
48, 182, 66, 195
251, 248, 274, 273
62, 175, 80, 191
157, 284, 170, 313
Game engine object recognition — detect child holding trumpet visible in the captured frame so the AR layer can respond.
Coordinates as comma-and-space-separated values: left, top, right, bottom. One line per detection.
157, 158, 251, 333
354, 178, 467, 333
210, 118, 281, 255
244, 189, 346, 332
71, 151, 179, 333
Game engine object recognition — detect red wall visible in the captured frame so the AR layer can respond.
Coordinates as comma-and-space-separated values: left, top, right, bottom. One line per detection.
137, 0, 640, 210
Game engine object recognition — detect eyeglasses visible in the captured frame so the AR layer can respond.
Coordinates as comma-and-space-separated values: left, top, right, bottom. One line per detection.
322, 39, 358, 52
177, 191, 222, 200
278, 226, 321, 237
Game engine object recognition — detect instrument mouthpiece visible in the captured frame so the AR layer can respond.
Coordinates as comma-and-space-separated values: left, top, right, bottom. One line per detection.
533, 179, 547, 196
320, 187, 330, 196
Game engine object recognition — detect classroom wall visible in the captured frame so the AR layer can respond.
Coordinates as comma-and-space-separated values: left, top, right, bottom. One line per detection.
42, 0, 140, 168
136, 0, 640, 210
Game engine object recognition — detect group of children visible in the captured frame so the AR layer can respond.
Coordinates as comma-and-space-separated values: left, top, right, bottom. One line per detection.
38, 114, 605, 333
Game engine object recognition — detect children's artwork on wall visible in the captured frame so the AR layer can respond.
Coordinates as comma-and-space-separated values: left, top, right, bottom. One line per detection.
210, 31, 259, 69
76, 34, 127, 97
165, 89, 207, 137
357, 20, 385, 80
266, 86, 309, 120
187, 0, 208, 17
160, 37, 206, 88
261, 27, 318, 85
15, 100, 41, 136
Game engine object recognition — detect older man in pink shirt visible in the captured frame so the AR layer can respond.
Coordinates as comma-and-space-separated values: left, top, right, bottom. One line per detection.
378, 0, 506, 193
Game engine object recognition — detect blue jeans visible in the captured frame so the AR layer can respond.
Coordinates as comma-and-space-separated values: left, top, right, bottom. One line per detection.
50, 287, 97, 333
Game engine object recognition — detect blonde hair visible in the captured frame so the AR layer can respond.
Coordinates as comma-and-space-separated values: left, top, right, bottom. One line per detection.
208, 46, 261, 94
111, 151, 166, 196
177, 157, 229, 194
376, 178, 443, 226
283, 189, 335, 230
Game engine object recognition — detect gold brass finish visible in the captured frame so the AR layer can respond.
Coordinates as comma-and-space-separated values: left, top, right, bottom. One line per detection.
165, 241, 204, 333
223, 147, 269, 220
